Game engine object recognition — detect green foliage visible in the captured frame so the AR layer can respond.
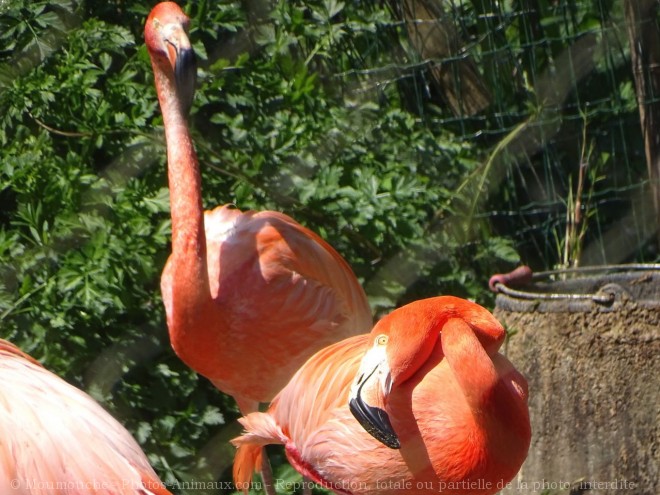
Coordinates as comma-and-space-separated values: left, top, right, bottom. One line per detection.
0, 0, 230, 486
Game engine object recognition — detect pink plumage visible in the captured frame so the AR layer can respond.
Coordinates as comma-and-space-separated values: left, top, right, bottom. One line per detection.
0, 339, 171, 495
232, 297, 531, 495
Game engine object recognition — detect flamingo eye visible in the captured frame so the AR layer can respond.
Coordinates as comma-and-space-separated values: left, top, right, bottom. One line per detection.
376, 335, 388, 346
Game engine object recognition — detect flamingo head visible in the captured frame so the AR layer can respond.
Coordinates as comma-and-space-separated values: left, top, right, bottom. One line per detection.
348, 296, 505, 450
145, 2, 196, 116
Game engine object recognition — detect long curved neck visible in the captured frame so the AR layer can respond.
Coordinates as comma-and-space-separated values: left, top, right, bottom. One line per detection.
386, 297, 505, 386
441, 318, 530, 464
153, 60, 211, 315
441, 317, 500, 409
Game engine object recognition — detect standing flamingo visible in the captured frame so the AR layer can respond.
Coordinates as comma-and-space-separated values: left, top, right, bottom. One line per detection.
145, 4, 371, 493
145, 1, 371, 416
232, 296, 531, 495
0, 339, 172, 495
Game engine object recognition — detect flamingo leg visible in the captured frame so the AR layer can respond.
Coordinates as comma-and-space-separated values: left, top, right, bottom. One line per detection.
302, 476, 312, 495
260, 450, 276, 495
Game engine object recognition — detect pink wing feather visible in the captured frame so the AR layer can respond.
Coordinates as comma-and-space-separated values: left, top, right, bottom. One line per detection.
0, 339, 171, 495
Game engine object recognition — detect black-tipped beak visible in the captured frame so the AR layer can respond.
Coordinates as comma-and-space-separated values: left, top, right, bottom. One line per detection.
349, 389, 400, 449
175, 46, 196, 117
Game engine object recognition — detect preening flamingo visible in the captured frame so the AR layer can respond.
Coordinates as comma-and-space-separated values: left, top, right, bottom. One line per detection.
145, 2, 371, 415
232, 296, 531, 495
0, 339, 171, 495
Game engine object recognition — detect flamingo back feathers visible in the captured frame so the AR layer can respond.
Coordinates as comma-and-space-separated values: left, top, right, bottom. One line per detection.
164, 204, 372, 404
0, 339, 171, 495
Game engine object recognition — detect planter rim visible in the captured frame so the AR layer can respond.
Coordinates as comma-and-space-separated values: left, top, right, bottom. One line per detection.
493, 265, 660, 313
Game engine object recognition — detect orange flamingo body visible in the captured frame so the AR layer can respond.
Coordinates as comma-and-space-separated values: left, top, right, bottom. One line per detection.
232, 297, 531, 495
0, 339, 171, 495
145, 2, 371, 414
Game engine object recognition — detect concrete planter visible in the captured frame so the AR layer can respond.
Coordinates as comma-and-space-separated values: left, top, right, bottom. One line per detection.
493, 267, 660, 495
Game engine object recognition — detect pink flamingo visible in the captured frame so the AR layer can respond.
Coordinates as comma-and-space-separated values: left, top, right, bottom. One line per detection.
145, 3, 371, 492
145, 1, 371, 415
232, 296, 531, 495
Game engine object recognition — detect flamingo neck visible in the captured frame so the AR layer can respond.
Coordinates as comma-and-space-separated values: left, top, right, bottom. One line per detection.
440, 317, 502, 411
440, 320, 530, 476
481, 364, 531, 469
152, 60, 212, 328
386, 297, 505, 386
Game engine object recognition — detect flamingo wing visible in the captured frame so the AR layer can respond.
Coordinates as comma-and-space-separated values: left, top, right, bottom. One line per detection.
232, 335, 370, 489
195, 206, 372, 402
0, 340, 171, 495
204, 206, 371, 335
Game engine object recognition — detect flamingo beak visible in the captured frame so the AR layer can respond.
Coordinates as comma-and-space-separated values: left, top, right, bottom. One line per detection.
348, 346, 400, 449
161, 22, 196, 116
174, 41, 196, 117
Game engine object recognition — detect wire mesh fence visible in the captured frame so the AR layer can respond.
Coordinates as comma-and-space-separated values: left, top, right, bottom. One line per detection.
346, 0, 657, 269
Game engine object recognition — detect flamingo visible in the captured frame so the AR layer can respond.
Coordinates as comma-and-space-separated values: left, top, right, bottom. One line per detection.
0, 339, 172, 495
232, 296, 531, 495
145, 4, 371, 493
145, 1, 371, 416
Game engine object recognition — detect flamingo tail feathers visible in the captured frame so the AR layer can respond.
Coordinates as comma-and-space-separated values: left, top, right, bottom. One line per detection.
231, 413, 287, 493
232, 443, 263, 494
